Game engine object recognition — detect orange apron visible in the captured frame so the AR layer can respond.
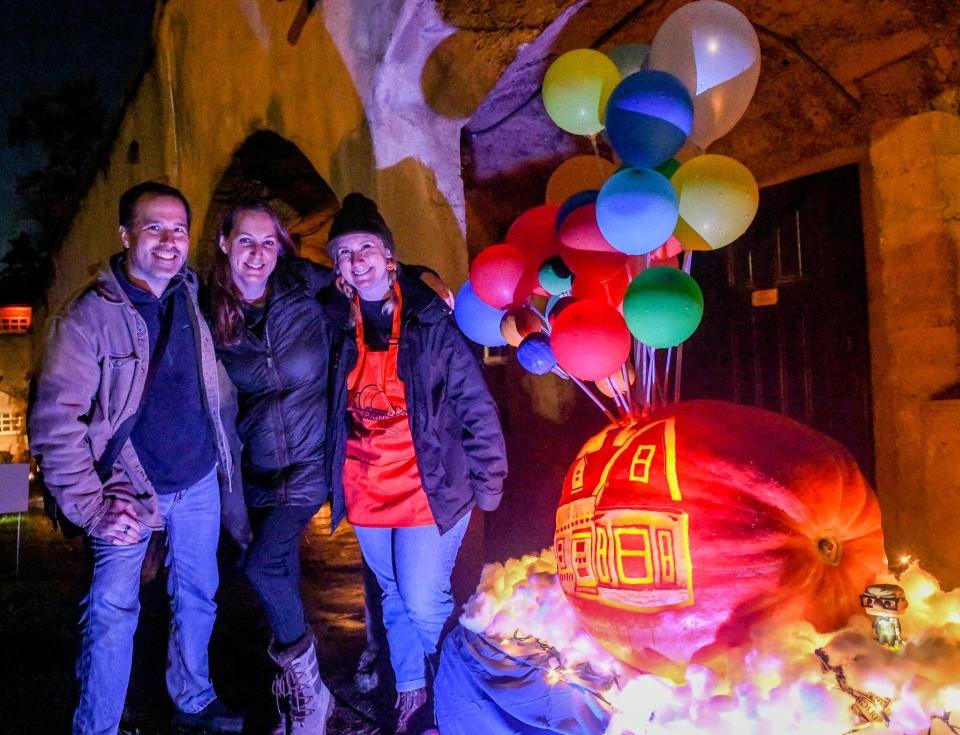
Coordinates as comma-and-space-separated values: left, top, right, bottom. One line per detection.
343, 287, 435, 528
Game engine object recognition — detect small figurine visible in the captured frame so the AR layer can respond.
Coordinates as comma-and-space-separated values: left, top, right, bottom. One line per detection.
860, 584, 908, 649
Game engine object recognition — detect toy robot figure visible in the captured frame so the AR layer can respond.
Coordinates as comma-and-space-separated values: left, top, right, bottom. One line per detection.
860, 584, 908, 648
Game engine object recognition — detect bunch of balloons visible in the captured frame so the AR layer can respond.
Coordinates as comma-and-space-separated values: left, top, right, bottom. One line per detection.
455, 0, 763, 413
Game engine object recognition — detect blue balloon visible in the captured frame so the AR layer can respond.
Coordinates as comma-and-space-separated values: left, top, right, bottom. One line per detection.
555, 189, 599, 233
517, 332, 556, 375
596, 167, 679, 256
605, 70, 693, 168
455, 281, 508, 347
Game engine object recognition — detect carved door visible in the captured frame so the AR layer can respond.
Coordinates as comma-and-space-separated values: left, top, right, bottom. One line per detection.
680, 165, 874, 481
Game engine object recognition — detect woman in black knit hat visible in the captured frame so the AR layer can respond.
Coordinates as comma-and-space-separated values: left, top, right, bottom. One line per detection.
324, 194, 507, 735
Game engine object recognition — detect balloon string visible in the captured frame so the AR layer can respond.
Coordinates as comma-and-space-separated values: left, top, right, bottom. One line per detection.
620, 362, 633, 415
662, 347, 673, 405
606, 376, 630, 418
588, 134, 608, 178
570, 374, 617, 423
529, 305, 550, 334
671, 250, 693, 404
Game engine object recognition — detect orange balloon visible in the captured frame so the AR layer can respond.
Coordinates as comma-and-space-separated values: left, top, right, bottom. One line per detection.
546, 156, 617, 205
500, 305, 543, 347
595, 362, 636, 397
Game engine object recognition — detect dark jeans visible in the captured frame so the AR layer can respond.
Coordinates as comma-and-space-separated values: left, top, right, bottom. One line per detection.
245, 503, 321, 647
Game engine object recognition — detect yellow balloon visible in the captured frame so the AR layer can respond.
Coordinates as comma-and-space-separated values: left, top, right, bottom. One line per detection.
542, 49, 621, 137
672, 154, 758, 250
546, 155, 617, 205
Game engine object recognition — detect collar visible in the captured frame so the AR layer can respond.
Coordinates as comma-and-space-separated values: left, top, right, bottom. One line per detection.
92, 253, 198, 305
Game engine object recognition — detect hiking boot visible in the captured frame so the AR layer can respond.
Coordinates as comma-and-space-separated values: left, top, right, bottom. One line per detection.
395, 687, 434, 735
173, 697, 244, 733
269, 631, 334, 734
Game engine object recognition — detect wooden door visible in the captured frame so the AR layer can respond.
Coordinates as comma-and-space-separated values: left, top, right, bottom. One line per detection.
680, 165, 874, 482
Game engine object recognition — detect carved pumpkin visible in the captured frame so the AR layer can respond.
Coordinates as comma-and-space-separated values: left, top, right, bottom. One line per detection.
554, 400, 886, 676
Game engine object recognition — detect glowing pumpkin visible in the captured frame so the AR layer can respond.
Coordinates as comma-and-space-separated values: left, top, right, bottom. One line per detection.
554, 400, 886, 676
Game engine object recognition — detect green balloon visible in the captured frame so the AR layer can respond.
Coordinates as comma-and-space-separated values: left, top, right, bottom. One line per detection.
623, 267, 704, 348
655, 158, 681, 179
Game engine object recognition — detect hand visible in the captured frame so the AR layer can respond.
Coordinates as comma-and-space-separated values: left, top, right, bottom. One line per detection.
91, 497, 143, 545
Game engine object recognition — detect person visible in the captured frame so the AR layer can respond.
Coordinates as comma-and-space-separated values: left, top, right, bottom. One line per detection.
29, 181, 243, 734
208, 200, 336, 734
323, 193, 507, 734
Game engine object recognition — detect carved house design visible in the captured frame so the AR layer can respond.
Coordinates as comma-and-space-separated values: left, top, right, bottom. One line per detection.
555, 418, 694, 613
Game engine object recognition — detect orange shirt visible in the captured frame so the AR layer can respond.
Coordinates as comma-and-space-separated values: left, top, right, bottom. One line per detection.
343, 287, 435, 527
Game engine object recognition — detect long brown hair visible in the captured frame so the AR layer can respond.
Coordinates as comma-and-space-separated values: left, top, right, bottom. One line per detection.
208, 200, 298, 345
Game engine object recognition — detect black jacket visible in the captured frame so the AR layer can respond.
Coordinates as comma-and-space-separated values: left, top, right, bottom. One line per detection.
324, 266, 507, 534
216, 258, 336, 508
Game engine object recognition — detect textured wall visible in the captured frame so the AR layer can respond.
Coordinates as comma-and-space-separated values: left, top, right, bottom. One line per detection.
866, 112, 960, 585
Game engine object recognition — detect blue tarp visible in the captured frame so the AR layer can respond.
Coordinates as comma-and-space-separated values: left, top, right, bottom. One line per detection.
435, 626, 611, 735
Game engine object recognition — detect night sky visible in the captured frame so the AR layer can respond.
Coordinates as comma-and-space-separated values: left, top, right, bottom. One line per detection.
0, 0, 156, 251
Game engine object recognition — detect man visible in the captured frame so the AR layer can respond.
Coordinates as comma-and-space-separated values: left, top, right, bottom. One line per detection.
29, 181, 243, 734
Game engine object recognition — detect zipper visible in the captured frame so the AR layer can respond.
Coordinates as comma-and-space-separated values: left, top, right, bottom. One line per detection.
263, 318, 291, 502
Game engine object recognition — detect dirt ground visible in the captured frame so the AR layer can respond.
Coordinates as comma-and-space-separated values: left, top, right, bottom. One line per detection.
0, 500, 403, 734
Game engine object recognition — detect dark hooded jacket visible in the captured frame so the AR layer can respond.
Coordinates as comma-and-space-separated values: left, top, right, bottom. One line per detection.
215, 257, 335, 508
324, 265, 507, 534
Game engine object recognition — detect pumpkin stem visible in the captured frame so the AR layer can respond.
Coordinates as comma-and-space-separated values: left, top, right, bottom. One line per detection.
817, 535, 843, 566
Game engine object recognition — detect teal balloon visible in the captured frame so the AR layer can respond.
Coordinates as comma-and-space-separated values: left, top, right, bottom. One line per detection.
455, 280, 508, 347
596, 167, 678, 255
623, 267, 704, 348
607, 44, 651, 77
538, 256, 573, 295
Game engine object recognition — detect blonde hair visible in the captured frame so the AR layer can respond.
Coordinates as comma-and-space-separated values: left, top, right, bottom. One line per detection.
334, 256, 398, 327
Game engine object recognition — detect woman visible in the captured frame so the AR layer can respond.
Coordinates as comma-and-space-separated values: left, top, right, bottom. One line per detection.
324, 194, 507, 734
209, 200, 337, 735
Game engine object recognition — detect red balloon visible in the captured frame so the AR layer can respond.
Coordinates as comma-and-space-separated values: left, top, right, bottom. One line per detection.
470, 244, 533, 309
551, 300, 631, 381
558, 204, 628, 282
651, 234, 684, 262
508, 205, 562, 298
508, 205, 561, 266
571, 268, 630, 308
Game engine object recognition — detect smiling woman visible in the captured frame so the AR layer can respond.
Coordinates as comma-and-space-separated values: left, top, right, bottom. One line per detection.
206, 199, 338, 733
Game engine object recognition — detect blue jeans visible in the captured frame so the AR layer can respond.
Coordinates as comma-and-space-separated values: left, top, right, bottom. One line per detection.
73, 466, 221, 735
245, 503, 321, 647
354, 511, 470, 692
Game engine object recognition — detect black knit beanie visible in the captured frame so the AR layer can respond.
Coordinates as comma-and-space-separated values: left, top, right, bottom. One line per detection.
327, 193, 395, 258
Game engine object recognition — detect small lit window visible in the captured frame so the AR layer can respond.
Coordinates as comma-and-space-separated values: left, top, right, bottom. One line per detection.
0, 412, 24, 435
0, 306, 32, 334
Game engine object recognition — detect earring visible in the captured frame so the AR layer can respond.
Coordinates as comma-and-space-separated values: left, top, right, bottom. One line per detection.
386, 258, 396, 272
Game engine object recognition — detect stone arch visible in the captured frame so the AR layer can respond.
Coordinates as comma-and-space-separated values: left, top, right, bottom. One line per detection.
198, 130, 340, 274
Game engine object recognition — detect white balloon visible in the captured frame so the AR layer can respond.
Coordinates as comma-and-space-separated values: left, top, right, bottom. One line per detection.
649, 0, 760, 148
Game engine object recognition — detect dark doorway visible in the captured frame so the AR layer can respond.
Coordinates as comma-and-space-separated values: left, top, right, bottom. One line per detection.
199, 130, 339, 272
680, 165, 874, 482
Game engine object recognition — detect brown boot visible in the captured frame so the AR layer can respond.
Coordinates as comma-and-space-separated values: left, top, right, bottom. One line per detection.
269, 631, 334, 734
395, 687, 433, 735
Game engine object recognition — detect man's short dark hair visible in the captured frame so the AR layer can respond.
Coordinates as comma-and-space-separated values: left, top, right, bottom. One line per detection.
118, 181, 192, 231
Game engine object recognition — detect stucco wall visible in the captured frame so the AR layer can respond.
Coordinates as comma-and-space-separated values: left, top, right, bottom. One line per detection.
867, 111, 960, 585
48, 0, 492, 311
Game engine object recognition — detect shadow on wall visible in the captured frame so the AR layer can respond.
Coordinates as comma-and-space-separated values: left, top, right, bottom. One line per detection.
198, 130, 342, 273
373, 156, 469, 288
420, 30, 504, 120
